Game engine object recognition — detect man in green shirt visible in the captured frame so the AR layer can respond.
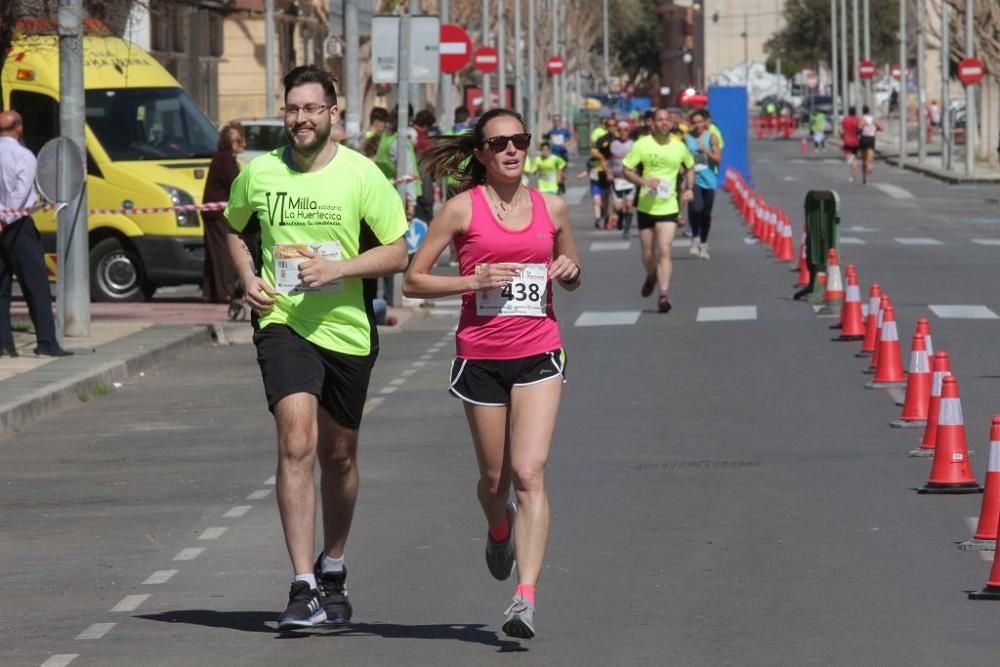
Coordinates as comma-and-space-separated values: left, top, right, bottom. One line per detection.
225, 65, 408, 631
622, 107, 695, 313
524, 141, 566, 194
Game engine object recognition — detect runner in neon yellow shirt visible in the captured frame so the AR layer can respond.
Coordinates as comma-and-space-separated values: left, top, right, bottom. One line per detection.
621, 107, 694, 314
524, 141, 566, 194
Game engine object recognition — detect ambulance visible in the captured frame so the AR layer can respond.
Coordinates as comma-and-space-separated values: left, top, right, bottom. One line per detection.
2, 33, 218, 301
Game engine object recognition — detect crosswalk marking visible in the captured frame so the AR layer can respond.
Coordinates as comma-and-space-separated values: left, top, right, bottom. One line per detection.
40, 655, 79, 667
972, 239, 1000, 246
929, 305, 999, 319
589, 240, 631, 252
75, 623, 116, 640
696, 306, 758, 322
110, 594, 150, 613
894, 237, 942, 245
143, 570, 178, 585
574, 311, 641, 327
874, 183, 916, 200
838, 236, 866, 245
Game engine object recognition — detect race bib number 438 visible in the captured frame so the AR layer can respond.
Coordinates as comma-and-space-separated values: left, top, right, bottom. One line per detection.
273, 242, 344, 294
476, 263, 548, 317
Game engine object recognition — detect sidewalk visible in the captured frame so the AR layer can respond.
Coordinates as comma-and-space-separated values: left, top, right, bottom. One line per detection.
0, 300, 419, 438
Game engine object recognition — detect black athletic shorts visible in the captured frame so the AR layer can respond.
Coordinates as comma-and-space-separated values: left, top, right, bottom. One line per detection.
859, 136, 876, 151
843, 145, 860, 156
449, 348, 567, 406
253, 323, 376, 429
636, 211, 679, 230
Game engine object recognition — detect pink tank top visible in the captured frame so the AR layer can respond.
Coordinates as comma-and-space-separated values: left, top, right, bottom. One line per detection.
455, 186, 563, 360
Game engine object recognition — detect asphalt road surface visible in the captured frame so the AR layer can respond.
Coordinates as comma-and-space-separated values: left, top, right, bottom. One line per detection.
3, 140, 1000, 666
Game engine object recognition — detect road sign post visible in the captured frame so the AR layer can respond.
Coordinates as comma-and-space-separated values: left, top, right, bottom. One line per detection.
547, 55, 564, 76
957, 57, 985, 86
858, 60, 876, 80
473, 47, 498, 73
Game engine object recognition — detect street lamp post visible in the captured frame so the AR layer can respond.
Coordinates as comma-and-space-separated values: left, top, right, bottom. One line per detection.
899, 0, 907, 168
964, 0, 976, 176
482, 0, 491, 111
916, 0, 926, 163
831, 0, 840, 121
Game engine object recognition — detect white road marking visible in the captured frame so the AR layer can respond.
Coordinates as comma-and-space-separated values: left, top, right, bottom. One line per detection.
838, 236, 866, 244
574, 311, 641, 327
929, 305, 999, 319
264, 475, 276, 485
379, 386, 398, 395
389, 378, 407, 385
972, 239, 1000, 246
198, 527, 228, 540
412, 360, 427, 367
845, 225, 879, 232
363, 397, 385, 415
401, 368, 417, 377
965, 517, 994, 561
672, 238, 692, 247
874, 183, 915, 199
246, 489, 271, 500
222, 505, 252, 519
782, 175, 798, 181
419, 354, 433, 360
110, 594, 150, 612
894, 237, 942, 245
143, 570, 178, 585
75, 623, 116, 640
743, 237, 759, 245
696, 306, 758, 322
173, 547, 205, 561
589, 240, 631, 252
40, 655, 78, 667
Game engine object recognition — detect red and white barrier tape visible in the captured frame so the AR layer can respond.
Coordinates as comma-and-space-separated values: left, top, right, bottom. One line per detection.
0, 201, 228, 218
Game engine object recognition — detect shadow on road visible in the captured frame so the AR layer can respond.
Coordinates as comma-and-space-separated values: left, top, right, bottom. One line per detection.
136, 610, 528, 652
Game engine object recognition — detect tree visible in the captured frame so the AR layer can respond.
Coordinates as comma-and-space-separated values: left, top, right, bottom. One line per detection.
607, 0, 662, 84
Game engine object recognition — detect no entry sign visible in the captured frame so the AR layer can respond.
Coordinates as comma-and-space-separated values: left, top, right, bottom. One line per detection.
473, 46, 498, 73
858, 60, 876, 80
439, 23, 472, 74
958, 57, 985, 86
547, 55, 564, 75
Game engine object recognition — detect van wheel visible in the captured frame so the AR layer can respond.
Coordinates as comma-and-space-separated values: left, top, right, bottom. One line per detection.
90, 237, 147, 302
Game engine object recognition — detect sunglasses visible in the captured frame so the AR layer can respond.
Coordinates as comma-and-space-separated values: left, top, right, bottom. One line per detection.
482, 133, 531, 152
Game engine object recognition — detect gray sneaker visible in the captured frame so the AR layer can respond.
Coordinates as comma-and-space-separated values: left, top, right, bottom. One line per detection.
485, 500, 516, 580
502, 594, 535, 639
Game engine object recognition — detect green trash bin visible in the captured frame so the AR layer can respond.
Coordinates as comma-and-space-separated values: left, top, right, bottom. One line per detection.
574, 112, 596, 156
794, 190, 841, 304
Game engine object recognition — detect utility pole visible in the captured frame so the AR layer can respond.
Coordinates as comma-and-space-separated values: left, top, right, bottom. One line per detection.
916, 0, 926, 163
851, 0, 860, 107
265, 0, 275, 116
394, 8, 412, 306
439, 0, 452, 133
514, 0, 523, 117
743, 14, 748, 95
551, 0, 559, 122
964, 0, 976, 176
831, 0, 840, 122
57, 0, 89, 338
481, 0, 491, 111
559, 0, 567, 122
899, 0, 907, 167
527, 0, 536, 134
940, 1, 950, 170
498, 0, 506, 108
774, 0, 781, 90
862, 0, 871, 107
344, 0, 361, 146
840, 0, 849, 110
602, 0, 610, 94
409, 0, 422, 111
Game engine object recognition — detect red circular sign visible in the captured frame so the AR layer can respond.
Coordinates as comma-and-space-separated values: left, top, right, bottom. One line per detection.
958, 57, 985, 86
891, 64, 901, 80
858, 60, 876, 80
439, 23, 472, 74
547, 55, 564, 75
472, 46, 498, 73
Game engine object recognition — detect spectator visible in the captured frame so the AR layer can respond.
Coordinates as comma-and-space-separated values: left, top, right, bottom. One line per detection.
201, 122, 244, 303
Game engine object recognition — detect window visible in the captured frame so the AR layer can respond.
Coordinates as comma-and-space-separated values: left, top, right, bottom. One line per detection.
10, 90, 58, 156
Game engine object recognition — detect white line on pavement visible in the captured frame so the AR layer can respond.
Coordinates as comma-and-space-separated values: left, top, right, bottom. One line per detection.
873, 183, 916, 200
845, 225, 880, 232
589, 240, 631, 252
198, 527, 228, 540
838, 236, 866, 245
143, 570, 178, 585
671, 238, 692, 247
972, 239, 1000, 246
389, 378, 407, 385
419, 354, 433, 360
743, 237, 759, 245
222, 505, 252, 519
965, 517, 994, 561
782, 175, 798, 181
574, 311, 641, 327
264, 475, 276, 485
39, 655, 79, 667
696, 306, 758, 322
246, 489, 271, 500
110, 594, 150, 613
894, 237, 942, 245
928, 305, 999, 319
401, 368, 417, 377
75, 623, 116, 640
363, 397, 384, 415
412, 360, 427, 367
379, 386, 398, 395
172, 547, 206, 561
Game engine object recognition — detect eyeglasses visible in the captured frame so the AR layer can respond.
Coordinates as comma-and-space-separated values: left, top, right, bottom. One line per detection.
482, 133, 531, 153
281, 104, 330, 118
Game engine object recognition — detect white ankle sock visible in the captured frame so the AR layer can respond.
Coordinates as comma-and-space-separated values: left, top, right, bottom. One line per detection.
321, 554, 345, 573
294, 573, 317, 589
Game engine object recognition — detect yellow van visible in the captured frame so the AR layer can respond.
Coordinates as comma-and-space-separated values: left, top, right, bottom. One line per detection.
2, 34, 218, 301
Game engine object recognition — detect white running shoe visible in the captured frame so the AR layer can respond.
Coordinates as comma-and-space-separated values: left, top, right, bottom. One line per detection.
699, 244, 710, 260
689, 240, 701, 257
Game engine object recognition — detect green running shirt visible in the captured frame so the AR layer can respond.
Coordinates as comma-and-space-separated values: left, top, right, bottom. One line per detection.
525, 154, 566, 193
225, 145, 408, 356
621, 135, 695, 216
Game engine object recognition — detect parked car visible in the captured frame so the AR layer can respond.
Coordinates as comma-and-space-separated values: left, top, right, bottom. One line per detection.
238, 118, 285, 161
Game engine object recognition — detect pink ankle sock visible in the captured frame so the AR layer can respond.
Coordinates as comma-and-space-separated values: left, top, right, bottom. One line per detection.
515, 583, 536, 605
488, 515, 510, 543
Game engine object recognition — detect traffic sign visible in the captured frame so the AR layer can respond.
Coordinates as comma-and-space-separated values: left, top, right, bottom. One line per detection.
891, 64, 901, 80
958, 57, 985, 86
439, 23, 472, 74
858, 60, 876, 80
547, 55, 564, 75
473, 47, 498, 73
405, 218, 428, 254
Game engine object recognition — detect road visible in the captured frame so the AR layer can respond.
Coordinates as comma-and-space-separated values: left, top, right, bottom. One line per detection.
3, 139, 1000, 666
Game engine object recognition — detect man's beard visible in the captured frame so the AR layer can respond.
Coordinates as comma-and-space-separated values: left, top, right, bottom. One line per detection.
286, 121, 331, 158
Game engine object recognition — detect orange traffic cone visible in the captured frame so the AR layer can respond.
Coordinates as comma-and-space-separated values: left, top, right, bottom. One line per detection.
916, 316, 934, 357
918, 376, 983, 494
865, 294, 891, 373
969, 536, 1000, 599
866, 305, 906, 387
910, 351, 951, 457
833, 267, 865, 340
776, 214, 795, 262
795, 241, 809, 286
890, 333, 930, 428
819, 249, 845, 316
857, 283, 882, 357
800, 136, 808, 154
769, 210, 782, 254
960, 417, 1000, 551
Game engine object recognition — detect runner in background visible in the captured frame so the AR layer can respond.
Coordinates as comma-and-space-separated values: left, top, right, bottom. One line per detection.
524, 141, 566, 195
608, 120, 636, 238
839, 106, 861, 182
810, 109, 828, 150
583, 121, 614, 228
684, 109, 721, 259
543, 113, 574, 165
858, 105, 883, 184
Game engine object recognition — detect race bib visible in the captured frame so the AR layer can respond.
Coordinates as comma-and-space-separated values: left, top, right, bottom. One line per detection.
613, 177, 634, 191
646, 180, 674, 200
476, 263, 548, 318
273, 242, 344, 294
540, 170, 557, 183
550, 133, 565, 146
589, 167, 601, 181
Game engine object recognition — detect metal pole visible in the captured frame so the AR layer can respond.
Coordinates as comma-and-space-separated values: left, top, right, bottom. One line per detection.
743, 14, 748, 94
481, 0, 491, 111
602, 0, 610, 93
409, 0, 423, 111
344, 0, 361, 146
265, 0, 275, 116
916, 0, 926, 162
831, 0, 840, 121
964, 0, 976, 175
941, 1, 949, 169
527, 0, 536, 134
439, 0, 452, 133
559, 0, 567, 123
498, 0, 506, 108
551, 0, 559, 122
57, 0, 89, 339
840, 0, 849, 109
396, 10, 412, 201
514, 0, 523, 116
863, 0, 871, 107
851, 0, 860, 107
899, 0, 907, 166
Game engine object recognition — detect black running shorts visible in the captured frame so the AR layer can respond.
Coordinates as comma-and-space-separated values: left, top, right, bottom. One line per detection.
253, 323, 376, 429
449, 349, 567, 406
636, 211, 679, 230
859, 136, 876, 151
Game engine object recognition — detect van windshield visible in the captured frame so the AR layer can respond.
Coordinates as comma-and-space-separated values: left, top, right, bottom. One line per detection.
86, 87, 217, 161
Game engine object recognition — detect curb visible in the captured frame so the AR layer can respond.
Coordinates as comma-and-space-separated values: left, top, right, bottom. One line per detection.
0, 325, 213, 438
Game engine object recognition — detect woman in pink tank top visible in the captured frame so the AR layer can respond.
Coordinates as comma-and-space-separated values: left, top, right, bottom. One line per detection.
403, 108, 581, 639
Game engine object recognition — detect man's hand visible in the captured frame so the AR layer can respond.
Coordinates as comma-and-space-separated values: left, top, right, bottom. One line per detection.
644, 177, 661, 190
681, 189, 694, 204
243, 275, 277, 314
297, 249, 344, 289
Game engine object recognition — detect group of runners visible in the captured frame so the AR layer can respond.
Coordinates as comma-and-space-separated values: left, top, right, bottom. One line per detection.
839, 105, 882, 184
